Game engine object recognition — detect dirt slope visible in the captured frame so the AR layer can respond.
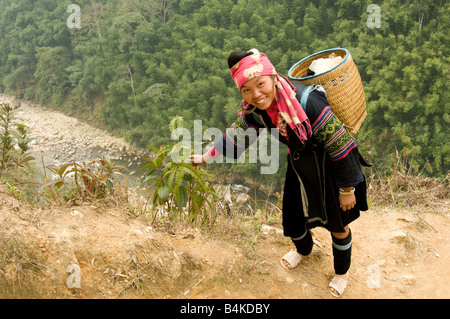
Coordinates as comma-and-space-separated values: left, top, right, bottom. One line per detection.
0, 185, 448, 299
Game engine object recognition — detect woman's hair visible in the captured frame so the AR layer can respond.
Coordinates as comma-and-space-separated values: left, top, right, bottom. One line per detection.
227, 49, 259, 69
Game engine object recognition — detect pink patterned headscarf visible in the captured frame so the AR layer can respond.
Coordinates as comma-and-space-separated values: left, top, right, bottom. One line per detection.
230, 51, 312, 143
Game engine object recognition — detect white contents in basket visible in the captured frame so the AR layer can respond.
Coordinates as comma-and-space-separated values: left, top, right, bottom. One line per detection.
308, 53, 343, 75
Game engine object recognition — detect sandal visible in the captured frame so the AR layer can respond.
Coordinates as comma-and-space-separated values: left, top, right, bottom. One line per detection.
280, 249, 303, 270
328, 273, 349, 298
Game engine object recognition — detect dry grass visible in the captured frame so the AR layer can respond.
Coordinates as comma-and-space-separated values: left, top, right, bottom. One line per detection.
365, 149, 449, 209
367, 171, 449, 208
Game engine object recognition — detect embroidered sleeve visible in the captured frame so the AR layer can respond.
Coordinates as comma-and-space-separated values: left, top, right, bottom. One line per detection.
312, 106, 357, 162
304, 91, 364, 187
212, 111, 263, 159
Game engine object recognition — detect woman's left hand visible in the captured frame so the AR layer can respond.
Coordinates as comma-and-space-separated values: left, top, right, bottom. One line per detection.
339, 193, 356, 211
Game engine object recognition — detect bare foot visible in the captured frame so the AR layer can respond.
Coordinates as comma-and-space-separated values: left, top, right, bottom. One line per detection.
280, 250, 303, 270
281, 259, 293, 269
329, 272, 349, 297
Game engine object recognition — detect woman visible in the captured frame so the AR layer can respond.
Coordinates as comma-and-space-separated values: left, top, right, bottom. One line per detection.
190, 49, 368, 297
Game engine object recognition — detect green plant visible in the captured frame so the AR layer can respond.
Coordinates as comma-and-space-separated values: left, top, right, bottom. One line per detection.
42, 156, 127, 202
140, 143, 218, 225
14, 123, 35, 163
0, 103, 35, 176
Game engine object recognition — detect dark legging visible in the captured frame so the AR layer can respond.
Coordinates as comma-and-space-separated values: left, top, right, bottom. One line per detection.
331, 229, 352, 275
291, 228, 352, 275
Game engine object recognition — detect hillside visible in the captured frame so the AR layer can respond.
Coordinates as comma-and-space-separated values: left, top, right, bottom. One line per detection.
0, 96, 448, 300
0, 178, 448, 299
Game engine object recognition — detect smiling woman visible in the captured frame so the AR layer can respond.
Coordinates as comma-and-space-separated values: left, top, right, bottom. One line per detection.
239, 76, 276, 111
190, 48, 370, 298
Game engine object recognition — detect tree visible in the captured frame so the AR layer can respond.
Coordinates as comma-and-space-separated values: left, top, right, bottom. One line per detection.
0, 0, 448, 180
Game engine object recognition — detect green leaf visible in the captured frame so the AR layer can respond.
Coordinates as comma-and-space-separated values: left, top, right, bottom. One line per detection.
157, 185, 170, 201
9, 130, 20, 140
164, 168, 177, 187
174, 167, 185, 189
147, 145, 160, 153
144, 174, 157, 182
58, 163, 72, 177
175, 185, 188, 207
156, 147, 170, 159
20, 155, 35, 163
155, 157, 164, 168
198, 170, 216, 180
54, 181, 64, 189
190, 192, 203, 205
183, 173, 193, 182
106, 179, 114, 192
179, 165, 207, 191
139, 162, 156, 170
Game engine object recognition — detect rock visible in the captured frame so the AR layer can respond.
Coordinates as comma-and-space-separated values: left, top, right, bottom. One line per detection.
8, 101, 136, 171
130, 229, 144, 236
261, 224, 283, 235
70, 210, 83, 219
376, 259, 386, 266
286, 276, 295, 284
235, 193, 248, 204
391, 230, 407, 240
402, 274, 415, 285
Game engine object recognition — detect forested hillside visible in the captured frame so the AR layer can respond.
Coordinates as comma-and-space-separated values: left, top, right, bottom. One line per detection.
0, 0, 448, 184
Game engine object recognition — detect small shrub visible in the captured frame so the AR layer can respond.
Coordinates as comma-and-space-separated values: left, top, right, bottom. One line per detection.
140, 143, 218, 225
41, 156, 127, 203
0, 103, 35, 176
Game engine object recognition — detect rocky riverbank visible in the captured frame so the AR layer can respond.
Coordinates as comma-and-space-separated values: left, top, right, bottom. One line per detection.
0, 94, 147, 173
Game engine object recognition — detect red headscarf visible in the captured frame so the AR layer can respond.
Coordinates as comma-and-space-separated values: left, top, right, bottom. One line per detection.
230, 51, 312, 143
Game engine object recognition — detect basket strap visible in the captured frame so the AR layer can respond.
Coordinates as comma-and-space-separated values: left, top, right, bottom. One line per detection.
300, 85, 317, 111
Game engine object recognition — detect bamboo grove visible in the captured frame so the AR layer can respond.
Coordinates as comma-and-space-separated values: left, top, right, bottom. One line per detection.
0, 0, 448, 187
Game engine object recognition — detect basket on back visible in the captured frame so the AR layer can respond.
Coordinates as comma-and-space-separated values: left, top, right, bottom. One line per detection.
288, 48, 366, 135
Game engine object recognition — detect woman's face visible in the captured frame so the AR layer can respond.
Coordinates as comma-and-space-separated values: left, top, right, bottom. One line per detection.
240, 75, 276, 110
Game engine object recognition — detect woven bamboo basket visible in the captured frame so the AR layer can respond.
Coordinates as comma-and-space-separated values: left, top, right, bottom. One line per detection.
288, 48, 366, 135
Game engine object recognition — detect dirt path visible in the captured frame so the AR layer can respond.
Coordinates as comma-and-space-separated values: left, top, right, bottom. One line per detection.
0, 94, 448, 299
179, 204, 449, 299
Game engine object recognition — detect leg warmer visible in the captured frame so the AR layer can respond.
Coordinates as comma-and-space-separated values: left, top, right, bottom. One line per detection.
331, 229, 352, 275
291, 230, 313, 256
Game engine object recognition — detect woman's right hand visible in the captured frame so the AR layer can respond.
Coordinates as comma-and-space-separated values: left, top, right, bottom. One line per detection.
189, 154, 205, 167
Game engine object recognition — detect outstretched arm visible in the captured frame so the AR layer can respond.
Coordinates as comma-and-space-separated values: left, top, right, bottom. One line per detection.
189, 111, 265, 166
189, 148, 216, 166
